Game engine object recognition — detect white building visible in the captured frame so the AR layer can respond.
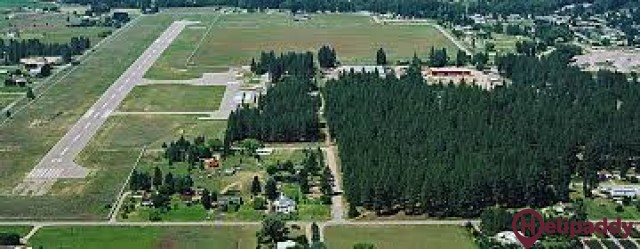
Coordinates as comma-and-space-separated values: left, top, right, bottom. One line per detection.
277, 240, 297, 249
273, 194, 296, 214
495, 231, 522, 246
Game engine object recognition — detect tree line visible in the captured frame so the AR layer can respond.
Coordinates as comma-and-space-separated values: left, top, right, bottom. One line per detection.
251, 50, 315, 82
225, 76, 320, 145
0, 37, 90, 65
324, 47, 640, 217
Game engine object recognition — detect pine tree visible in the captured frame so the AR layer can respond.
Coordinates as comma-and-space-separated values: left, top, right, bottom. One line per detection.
376, 48, 387, 65
251, 175, 262, 197
152, 167, 162, 188
265, 177, 278, 201
311, 222, 320, 242
202, 188, 212, 210
26, 87, 35, 99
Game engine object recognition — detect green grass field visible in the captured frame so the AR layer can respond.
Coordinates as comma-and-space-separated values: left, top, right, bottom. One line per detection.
0, 94, 21, 109
0, 226, 32, 236
146, 12, 458, 80
119, 85, 225, 112
29, 226, 258, 249
0, 13, 178, 219
585, 198, 640, 220
324, 225, 476, 249
0, 0, 54, 10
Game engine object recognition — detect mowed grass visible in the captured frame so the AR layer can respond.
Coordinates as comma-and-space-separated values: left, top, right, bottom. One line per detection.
0, 14, 176, 219
29, 226, 258, 249
147, 12, 458, 80
0, 94, 21, 109
585, 198, 640, 220
324, 225, 476, 249
0, 226, 32, 236
0, 0, 54, 10
119, 84, 225, 112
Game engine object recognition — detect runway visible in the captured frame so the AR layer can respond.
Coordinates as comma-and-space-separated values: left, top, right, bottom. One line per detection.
13, 21, 196, 196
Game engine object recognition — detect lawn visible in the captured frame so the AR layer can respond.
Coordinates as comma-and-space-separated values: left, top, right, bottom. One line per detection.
0, 226, 32, 236
0, 13, 177, 219
324, 225, 476, 249
146, 12, 458, 80
0, 0, 55, 10
585, 197, 640, 220
28, 226, 258, 249
119, 84, 226, 112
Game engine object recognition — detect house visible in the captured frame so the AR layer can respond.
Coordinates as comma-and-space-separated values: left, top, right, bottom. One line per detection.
428, 67, 473, 77
273, 193, 296, 214
217, 195, 242, 206
601, 185, 640, 199
204, 158, 220, 169
277, 240, 297, 249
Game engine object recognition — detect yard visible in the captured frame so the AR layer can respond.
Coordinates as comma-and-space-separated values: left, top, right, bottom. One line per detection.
324, 225, 477, 249
119, 84, 226, 112
146, 12, 458, 80
28, 226, 258, 249
585, 197, 640, 220
0, 226, 32, 236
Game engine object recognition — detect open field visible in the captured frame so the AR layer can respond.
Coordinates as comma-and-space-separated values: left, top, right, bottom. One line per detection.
0, 13, 179, 219
119, 85, 225, 112
324, 225, 476, 249
585, 198, 640, 220
2, 12, 113, 44
28, 226, 258, 249
0, 226, 32, 236
0, 94, 21, 109
146, 12, 458, 80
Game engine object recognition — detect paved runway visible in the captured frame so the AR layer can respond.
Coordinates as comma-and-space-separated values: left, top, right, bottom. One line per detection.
13, 21, 195, 196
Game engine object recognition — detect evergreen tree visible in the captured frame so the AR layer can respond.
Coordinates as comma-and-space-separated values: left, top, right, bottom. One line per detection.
265, 177, 278, 201
251, 175, 262, 197
376, 48, 387, 65
152, 166, 162, 188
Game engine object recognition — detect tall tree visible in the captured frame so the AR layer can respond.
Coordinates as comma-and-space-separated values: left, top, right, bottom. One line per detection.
376, 48, 387, 65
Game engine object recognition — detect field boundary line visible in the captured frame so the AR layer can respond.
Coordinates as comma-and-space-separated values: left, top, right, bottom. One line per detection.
0, 15, 143, 126
108, 146, 147, 222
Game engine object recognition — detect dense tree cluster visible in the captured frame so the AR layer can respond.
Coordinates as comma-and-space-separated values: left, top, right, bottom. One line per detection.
225, 77, 320, 143
0, 37, 90, 65
250, 50, 315, 82
163, 135, 216, 167
325, 47, 640, 217
318, 45, 337, 69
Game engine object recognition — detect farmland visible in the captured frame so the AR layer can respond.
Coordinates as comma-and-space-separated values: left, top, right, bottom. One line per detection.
324, 225, 476, 249
146, 12, 458, 80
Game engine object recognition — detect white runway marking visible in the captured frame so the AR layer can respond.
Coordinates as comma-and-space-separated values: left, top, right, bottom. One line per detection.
73, 134, 81, 142
61, 147, 69, 156
102, 102, 108, 108
84, 122, 92, 129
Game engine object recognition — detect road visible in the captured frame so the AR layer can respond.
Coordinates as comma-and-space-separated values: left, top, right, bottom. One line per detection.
12, 21, 196, 196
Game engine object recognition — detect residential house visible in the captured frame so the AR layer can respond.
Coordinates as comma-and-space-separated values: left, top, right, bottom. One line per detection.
277, 240, 297, 249
273, 193, 296, 214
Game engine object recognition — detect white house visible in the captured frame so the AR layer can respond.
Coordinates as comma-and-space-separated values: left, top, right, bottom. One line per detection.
495, 231, 522, 246
273, 193, 296, 214
256, 148, 274, 156
277, 240, 297, 249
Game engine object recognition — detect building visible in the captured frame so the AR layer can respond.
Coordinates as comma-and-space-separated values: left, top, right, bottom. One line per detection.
277, 240, 297, 249
601, 186, 640, 199
428, 67, 473, 77
495, 231, 522, 246
256, 148, 274, 156
20, 57, 62, 77
273, 193, 296, 214
423, 67, 505, 90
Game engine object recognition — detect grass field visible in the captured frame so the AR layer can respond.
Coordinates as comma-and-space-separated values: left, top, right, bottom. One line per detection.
324, 225, 476, 249
29, 226, 258, 249
146, 12, 458, 80
0, 226, 32, 236
119, 85, 226, 112
0, 0, 54, 10
585, 198, 640, 220
0, 94, 21, 109
0, 13, 178, 219
2, 12, 113, 44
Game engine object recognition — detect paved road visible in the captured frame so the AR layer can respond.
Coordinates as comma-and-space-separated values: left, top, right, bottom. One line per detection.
12, 21, 195, 196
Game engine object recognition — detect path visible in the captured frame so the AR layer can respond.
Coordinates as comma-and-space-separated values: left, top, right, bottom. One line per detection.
12, 21, 196, 196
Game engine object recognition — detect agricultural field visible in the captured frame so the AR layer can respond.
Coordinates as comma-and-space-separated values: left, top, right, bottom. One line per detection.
146, 12, 458, 80
28, 226, 258, 249
324, 225, 477, 249
1, 11, 114, 44
0, 13, 177, 219
119, 84, 225, 112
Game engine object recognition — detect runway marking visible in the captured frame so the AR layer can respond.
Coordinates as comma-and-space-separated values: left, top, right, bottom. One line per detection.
102, 102, 108, 108
110, 94, 116, 100
84, 109, 95, 118
61, 147, 69, 156
118, 85, 125, 91
84, 122, 92, 129
93, 111, 101, 118
73, 134, 81, 142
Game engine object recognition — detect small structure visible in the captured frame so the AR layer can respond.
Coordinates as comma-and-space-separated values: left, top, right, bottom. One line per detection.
273, 193, 296, 214
277, 240, 297, 249
223, 168, 236, 176
204, 157, 220, 169
256, 148, 274, 156
601, 185, 640, 199
495, 231, 522, 246
217, 195, 242, 206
